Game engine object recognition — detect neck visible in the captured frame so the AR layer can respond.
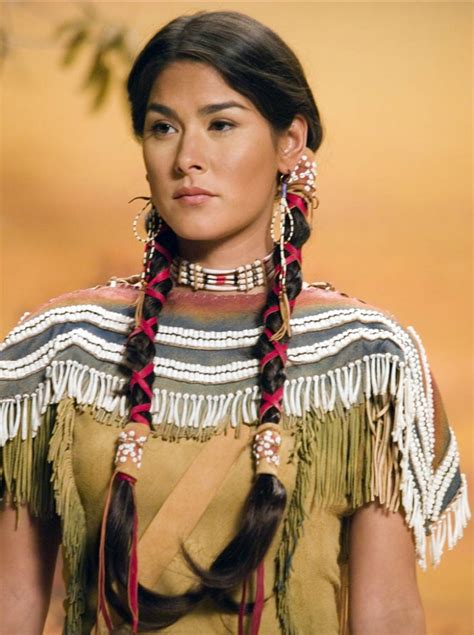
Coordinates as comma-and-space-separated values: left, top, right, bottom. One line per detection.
176, 234, 275, 270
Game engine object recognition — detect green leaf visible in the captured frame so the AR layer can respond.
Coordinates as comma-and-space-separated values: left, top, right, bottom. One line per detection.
81, 51, 104, 91
52, 19, 85, 41
60, 29, 88, 67
90, 64, 111, 111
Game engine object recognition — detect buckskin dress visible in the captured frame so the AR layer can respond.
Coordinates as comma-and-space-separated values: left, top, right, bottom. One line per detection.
0, 278, 470, 635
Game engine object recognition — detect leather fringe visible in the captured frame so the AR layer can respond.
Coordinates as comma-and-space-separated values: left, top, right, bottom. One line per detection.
0, 402, 56, 522
48, 396, 88, 634
274, 395, 402, 635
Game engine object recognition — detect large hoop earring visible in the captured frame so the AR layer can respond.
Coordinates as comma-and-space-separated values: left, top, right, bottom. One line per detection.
128, 196, 164, 325
129, 195, 163, 243
269, 172, 294, 340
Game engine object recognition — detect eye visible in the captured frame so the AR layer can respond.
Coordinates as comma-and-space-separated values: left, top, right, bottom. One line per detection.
147, 119, 236, 137
149, 121, 175, 136
210, 120, 235, 132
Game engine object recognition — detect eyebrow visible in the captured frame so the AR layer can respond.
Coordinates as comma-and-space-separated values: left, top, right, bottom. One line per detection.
145, 100, 250, 118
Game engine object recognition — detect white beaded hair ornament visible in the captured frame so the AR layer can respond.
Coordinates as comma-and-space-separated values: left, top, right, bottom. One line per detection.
113, 421, 151, 479
253, 423, 282, 477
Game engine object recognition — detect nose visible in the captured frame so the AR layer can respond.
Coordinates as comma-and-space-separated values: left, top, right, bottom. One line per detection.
173, 129, 208, 176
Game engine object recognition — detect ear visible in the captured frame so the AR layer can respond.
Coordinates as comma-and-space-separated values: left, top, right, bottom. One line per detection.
276, 115, 308, 174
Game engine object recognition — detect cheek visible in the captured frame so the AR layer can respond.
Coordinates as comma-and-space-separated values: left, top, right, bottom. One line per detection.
143, 151, 158, 175
221, 143, 274, 199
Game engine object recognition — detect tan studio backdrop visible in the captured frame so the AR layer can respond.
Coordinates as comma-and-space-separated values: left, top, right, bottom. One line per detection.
0, 2, 472, 634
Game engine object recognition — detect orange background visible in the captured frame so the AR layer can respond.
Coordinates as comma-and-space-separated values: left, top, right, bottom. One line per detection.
0, 2, 472, 634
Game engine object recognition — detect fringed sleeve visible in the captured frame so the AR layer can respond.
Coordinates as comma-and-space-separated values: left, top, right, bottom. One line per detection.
293, 309, 471, 577
344, 326, 471, 570
333, 323, 471, 570
0, 296, 95, 633
398, 326, 471, 569
0, 302, 61, 521
324, 321, 471, 635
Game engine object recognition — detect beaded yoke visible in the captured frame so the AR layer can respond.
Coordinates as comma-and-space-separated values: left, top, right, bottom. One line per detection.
0, 278, 470, 634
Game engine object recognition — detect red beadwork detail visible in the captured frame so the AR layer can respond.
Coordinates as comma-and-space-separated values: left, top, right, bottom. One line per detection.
144, 286, 166, 304
262, 304, 280, 322
259, 386, 284, 418
129, 315, 158, 341
250, 560, 265, 634
261, 328, 288, 366
153, 241, 173, 263
130, 402, 151, 423
147, 268, 171, 287
117, 472, 136, 484
286, 192, 308, 216
130, 363, 154, 400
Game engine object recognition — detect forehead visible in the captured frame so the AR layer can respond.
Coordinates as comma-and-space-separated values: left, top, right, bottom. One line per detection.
147, 60, 254, 110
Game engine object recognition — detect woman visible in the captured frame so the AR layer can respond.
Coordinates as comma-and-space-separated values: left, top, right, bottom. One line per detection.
0, 10, 470, 635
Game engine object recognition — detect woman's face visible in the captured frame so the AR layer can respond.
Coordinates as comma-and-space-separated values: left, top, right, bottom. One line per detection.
142, 60, 305, 265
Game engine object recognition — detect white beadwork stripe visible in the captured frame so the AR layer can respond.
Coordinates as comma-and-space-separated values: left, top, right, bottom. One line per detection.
0, 324, 416, 389
0, 306, 437, 466
427, 474, 471, 567
0, 303, 425, 352
0, 304, 131, 350
427, 430, 459, 520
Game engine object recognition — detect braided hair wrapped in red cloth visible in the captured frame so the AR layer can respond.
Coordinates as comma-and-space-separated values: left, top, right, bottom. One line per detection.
0, 9, 470, 635
94, 12, 323, 634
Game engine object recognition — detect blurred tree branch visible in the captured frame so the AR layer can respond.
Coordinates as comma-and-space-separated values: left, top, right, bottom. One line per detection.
53, 2, 135, 111
1, 0, 138, 112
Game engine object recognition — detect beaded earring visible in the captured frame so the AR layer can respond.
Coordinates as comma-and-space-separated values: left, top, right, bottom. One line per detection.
129, 195, 163, 326
270, 150, 318, 340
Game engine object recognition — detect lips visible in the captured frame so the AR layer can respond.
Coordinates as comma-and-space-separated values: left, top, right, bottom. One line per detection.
173, 186, 215, 198
175, 193, 215, 206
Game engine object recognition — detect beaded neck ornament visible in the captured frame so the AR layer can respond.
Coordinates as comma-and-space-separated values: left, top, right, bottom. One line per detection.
170, 251, 275, 292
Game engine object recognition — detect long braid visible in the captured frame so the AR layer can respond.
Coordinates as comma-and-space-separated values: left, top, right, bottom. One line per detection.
178, 188, 312, 618
93, 8, 326, 632
100, 211, 209, 629
97, 160, 315, 633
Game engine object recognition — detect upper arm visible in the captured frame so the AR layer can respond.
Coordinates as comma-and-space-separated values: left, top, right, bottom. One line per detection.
0, 496, 62, 634
348, 500, 426, 635
0, 302, 63, 632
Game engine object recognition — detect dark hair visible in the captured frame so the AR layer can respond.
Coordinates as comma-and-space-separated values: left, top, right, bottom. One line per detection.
104, 9, 324, 630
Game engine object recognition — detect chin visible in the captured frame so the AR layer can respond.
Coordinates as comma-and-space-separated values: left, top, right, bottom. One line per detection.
166, 223, 230, 242
165, 217, 240, 241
